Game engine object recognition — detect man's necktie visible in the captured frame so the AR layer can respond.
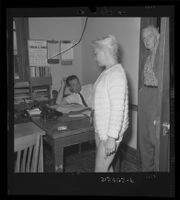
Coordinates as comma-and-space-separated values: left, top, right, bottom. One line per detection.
78, 92, 88, 107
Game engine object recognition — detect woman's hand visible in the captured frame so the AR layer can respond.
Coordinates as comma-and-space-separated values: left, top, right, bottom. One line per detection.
58, 79, 66, 94
90, 110, 94, 125
60, 79, 66, 89
56, 78, 67, 105
103, 136, 116, 159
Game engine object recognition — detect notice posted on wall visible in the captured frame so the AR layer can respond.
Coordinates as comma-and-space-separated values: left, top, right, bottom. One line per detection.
47, 40, 60, 64
60, 41, 74, 65
28, 40, 48, 66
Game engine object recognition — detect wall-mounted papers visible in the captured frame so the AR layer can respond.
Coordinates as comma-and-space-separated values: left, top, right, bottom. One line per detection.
28, 40, 48, 66
68, 114, 85, 118
60, 41, 74, 65
47, 40, 60, 64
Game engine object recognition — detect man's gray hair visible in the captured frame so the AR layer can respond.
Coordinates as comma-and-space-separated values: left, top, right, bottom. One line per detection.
142, 25, 160, 40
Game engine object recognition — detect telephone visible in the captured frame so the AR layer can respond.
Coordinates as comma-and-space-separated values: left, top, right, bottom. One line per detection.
14, 110, 31, 124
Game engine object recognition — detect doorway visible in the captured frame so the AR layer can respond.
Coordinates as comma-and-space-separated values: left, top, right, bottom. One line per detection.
137, 17, 171, 172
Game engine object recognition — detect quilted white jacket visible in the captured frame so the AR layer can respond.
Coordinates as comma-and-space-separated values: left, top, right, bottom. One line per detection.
93, 64, 129, 142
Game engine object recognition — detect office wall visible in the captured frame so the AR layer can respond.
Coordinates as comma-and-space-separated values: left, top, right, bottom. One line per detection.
29, 17, 83, 92
29, 17, 140, 149
81, 18, 141, 149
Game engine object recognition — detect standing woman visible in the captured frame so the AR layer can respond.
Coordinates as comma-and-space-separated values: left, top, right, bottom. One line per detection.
92, 35, 129, 172
139, 25, 160, 171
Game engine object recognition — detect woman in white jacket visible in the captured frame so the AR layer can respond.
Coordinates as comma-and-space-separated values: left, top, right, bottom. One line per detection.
92, 35, 129, 172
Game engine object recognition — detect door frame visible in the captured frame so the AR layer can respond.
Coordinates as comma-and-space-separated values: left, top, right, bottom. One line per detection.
137, 17, 170, 172
137, 17, 158, 171
157, 18, 170, 172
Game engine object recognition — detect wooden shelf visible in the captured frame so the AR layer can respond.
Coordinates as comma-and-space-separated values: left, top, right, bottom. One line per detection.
14, 76, 52, 105
30, 76, 52, 86
30, 77, 52, 102
14, 81, 30, 88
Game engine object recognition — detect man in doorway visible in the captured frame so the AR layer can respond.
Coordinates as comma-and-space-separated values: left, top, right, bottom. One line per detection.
138, 25, 160, 172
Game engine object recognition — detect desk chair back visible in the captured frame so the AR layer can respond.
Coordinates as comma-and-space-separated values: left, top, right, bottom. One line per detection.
14, 134, 40, 172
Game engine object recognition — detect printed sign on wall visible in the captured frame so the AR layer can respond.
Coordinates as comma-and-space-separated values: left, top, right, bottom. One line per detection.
28, 40, 48, 66
60, 41, 74, 65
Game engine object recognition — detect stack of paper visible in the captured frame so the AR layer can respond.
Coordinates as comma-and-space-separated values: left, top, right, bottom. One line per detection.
81, 110, 91, 117
26, 108, 41, 116
68, 108, 92, 118
50, 104, 86, 114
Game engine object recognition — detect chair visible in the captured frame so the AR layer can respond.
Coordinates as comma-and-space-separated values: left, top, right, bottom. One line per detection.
14, 133, 41, 172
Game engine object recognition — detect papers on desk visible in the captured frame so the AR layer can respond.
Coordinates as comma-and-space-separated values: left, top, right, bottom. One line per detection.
26, 108, 42, 116
50, 104, 87, 114
68, 109, 91, 118
68, 114, 85, 118
81, 109, 91, 117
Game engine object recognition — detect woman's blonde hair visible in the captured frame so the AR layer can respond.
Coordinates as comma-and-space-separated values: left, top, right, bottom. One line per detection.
92, 35, 118, 58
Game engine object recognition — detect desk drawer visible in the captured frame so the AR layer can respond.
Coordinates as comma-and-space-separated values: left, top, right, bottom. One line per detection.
66, 117, 91, 130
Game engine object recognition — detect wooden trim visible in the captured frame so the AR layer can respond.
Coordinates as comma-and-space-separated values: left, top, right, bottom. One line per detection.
158, 18, 170, 172
129, 104, 138, 112
14, 18, 29, 81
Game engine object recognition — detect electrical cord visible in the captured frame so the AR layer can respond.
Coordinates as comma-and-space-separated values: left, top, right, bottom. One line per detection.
49, 17, 88, 59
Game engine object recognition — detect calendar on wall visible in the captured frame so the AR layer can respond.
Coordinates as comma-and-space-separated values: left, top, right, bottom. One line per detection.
28, 40, 48, 66
28, 39, 74, 66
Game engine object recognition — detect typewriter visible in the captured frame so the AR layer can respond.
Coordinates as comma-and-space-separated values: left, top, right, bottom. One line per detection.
14, 101, 39, 124
40, 104, 63, 120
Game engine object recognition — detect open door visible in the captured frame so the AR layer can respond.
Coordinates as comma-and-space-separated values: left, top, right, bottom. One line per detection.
156, 18, 170, 171
138, 17, 170, 172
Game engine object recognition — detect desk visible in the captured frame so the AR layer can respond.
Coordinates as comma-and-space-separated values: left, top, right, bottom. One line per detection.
31, 115, 94, 172
14, 122, 45, 172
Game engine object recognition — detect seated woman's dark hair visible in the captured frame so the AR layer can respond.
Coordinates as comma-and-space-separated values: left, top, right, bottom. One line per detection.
66, 75, 79, 86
